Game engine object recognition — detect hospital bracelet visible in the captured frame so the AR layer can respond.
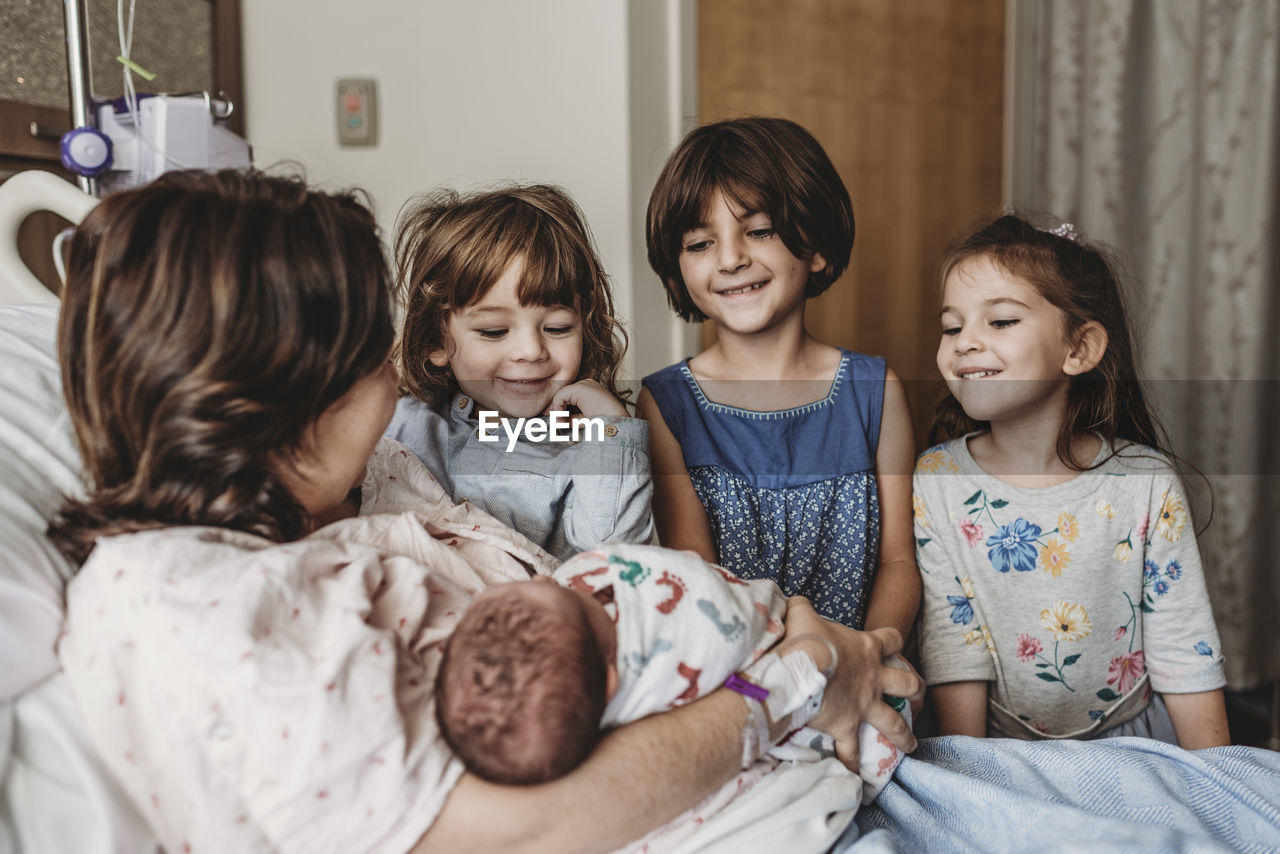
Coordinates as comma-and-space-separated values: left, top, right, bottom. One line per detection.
732, 682, 773, 769
727, 641, 832, 769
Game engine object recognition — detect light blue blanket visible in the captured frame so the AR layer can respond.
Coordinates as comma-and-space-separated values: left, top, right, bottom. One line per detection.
836, 736, 1280, 853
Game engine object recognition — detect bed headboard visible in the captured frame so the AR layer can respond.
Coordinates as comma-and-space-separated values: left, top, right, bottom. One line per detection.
0, 171, 98, 304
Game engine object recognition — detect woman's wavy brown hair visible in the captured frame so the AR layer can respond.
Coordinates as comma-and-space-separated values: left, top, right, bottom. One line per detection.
395, 185, 628, 410
646, 116, 854, 322
48, 169, 394, 566
930, 213, 1171, 470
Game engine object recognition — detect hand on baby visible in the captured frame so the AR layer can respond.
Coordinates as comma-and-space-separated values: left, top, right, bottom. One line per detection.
781, 596, 921, 772
546, 379, 627, 418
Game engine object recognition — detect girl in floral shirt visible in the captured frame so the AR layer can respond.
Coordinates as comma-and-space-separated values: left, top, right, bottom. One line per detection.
913, 215, 1228, 747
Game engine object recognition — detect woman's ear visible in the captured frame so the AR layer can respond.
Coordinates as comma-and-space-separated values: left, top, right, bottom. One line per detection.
1063, 321, 1108, 376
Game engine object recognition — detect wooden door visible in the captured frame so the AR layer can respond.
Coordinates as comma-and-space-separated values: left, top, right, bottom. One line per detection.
699, 0, 1005, 449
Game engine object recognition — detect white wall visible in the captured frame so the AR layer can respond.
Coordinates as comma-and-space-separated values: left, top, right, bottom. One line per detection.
241, 0, 699, 380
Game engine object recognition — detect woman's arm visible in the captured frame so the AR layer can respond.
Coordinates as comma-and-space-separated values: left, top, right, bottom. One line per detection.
1163, 689, 1230, 749
413, 598, 923, 853
637, 387, 716, 562
415, 688, 749, 854
931, 680, 989, 737
862, 368, 921, 641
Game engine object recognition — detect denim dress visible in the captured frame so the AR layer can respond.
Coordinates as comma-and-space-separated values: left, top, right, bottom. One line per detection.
642, 350, 885, 628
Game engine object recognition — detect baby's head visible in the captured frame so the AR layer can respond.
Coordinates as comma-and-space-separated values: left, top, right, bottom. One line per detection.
395, 185, 627, 416
645, 116, 854, 322
435, 577, 618, 785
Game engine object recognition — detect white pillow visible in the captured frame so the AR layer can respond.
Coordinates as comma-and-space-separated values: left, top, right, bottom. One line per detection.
0, 305, 81, 701
0, 304, 160, 853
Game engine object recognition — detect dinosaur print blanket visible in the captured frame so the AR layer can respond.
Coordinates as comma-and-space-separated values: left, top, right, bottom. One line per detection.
554, 544, 907, 823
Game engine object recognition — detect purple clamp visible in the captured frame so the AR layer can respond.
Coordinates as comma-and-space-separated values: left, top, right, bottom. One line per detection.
724, 673, 769, 702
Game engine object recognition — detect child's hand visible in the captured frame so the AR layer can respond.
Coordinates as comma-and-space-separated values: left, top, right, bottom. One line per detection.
883, 654, 925, 718
546, 379, 627, 418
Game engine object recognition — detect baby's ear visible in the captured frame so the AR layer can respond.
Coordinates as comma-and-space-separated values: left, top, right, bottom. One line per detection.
808, 252, 828, 274
604, 661, 619, 703
1064, 321, 1108, 376
428, 347, 451, 368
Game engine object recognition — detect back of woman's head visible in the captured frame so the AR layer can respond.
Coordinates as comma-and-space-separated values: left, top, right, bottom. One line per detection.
931, 213, 1167, 468
49, 169, 394, 565
395, 184, 626, 409
646, 116, 854, 322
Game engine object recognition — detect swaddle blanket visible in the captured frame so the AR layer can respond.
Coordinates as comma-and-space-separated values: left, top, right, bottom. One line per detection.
556, 543, 909, 806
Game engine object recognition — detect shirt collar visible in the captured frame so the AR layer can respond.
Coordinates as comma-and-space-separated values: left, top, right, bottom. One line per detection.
448, 392, 478, 422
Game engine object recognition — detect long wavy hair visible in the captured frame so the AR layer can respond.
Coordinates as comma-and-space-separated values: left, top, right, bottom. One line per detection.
930, 213, 1172, 471
48, 169, 394, 566
395, 185, 628, 410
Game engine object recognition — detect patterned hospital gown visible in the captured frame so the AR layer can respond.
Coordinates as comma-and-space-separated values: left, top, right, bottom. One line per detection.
642, 350, 885, 627
57, 438, 554, 854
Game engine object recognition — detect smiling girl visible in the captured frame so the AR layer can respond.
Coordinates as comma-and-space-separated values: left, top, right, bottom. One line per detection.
388, 185, 652, 560
913, 214, 1228, 747
639, 117, 919, 642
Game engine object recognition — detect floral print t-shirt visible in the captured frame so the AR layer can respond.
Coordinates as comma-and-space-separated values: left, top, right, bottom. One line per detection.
913, 435, 1225, 738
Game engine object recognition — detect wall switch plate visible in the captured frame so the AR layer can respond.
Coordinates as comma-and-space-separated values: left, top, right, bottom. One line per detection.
336, 78, 378, 147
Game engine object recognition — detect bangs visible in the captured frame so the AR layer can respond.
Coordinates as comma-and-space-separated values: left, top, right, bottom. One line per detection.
672, 167, 774, 239
448, 201, 593, 312
707, 173, 772, 224
507, 213, 594, 310
514, 247, 585, 309
670, 128, 781, 238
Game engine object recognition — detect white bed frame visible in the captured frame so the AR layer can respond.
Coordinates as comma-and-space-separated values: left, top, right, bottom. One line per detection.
0, 171, 97, 304
0, 168, 161, 852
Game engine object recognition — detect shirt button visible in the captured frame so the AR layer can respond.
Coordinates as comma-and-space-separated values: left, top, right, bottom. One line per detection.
603, 424, 618, 438
457, 397, 469, 409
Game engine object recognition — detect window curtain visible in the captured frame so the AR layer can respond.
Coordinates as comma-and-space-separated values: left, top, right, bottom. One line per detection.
1008, 0, 1279, 689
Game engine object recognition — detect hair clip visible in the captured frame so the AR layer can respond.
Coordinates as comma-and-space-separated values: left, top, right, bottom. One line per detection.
1043, 222, 1079, 243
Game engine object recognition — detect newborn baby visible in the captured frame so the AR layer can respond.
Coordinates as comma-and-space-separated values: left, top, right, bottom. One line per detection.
435, 543, 910, 803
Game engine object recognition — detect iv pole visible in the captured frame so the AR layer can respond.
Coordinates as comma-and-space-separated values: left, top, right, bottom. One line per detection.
61, 0, 97, 196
